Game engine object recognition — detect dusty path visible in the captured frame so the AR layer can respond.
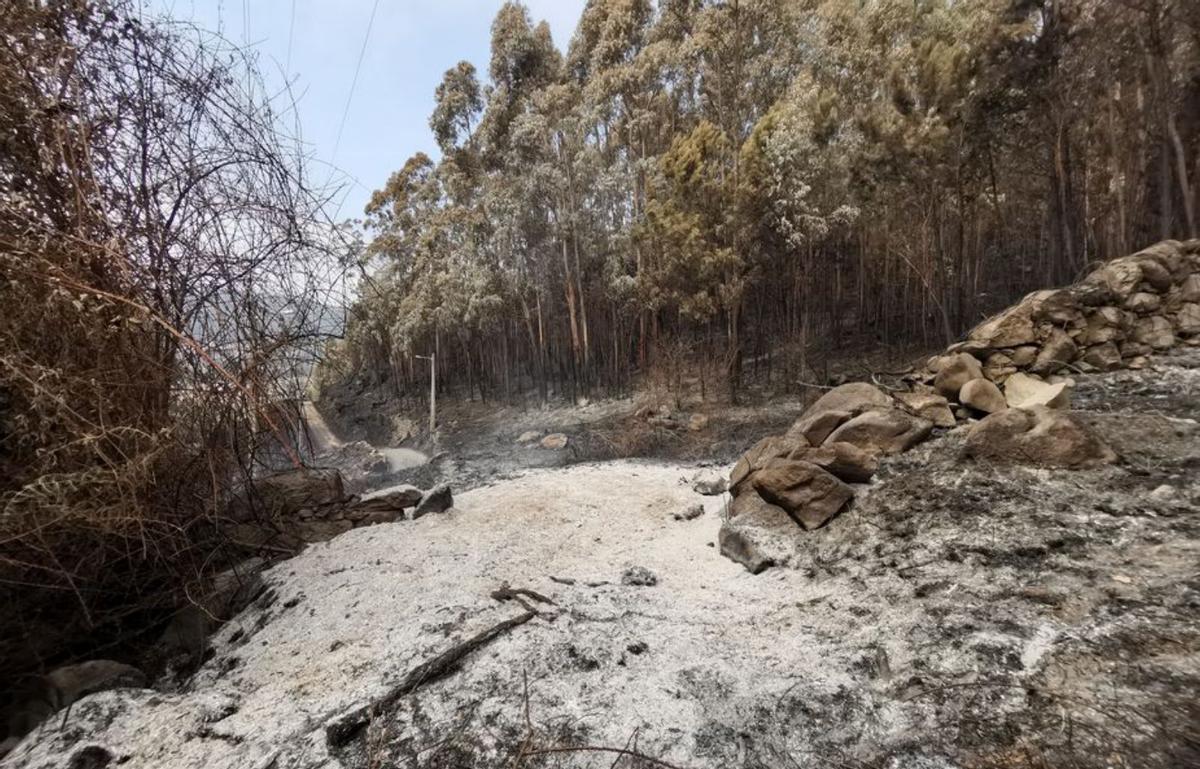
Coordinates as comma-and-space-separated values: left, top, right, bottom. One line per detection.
7, 351, 1200, 769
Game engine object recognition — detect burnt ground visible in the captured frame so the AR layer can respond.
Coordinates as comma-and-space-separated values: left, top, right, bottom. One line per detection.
317, 341, 934, 493
13, 347, 1196, 769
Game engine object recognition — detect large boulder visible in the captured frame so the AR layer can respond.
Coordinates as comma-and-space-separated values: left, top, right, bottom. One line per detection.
965, 406, 1117, 468
933, 353, 985, 398
968, 304, 1037, 348
785, 409, 851, 446
730, 435, 807, 493
959, 378, 1007, 414
1003, 372, 1072, 410
248, 468, 347, 518
1025, 288, 1083, 325
786, 382, 893, 445
750, 459, 854, 530
718, 493, 796, 573
786, 442, 878, 484
895, 392, 956, 428
825, 409, 933, 456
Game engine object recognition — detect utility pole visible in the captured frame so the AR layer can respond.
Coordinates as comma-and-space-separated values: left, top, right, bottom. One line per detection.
415, 353, 436, 437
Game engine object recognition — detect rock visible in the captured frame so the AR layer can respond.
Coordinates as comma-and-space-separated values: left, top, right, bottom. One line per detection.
1149, 484, 1178, 503
750, 459, 854, 530
1081, 342, 1122, 371
718, 493, 795, 573
516, 430, 543, 444
968, 304, 1037, 348
1176, 303, 1200, 335
1088, 258, 1144, 299
52, 660, 146, 702
1079, 307, 1129, 345
1003, 372, 1071, 410
730, 435, 806, 493
352, 485, 423, 515
621, 566, 658, 586
787, 441, 879, 483
295, 519, 353, 542
959, 379, 1007, 414
983, 352, 1017, 382
1127, 355, 1149, 369
673, 503, 705, 521
1119, 339, 1152, 357
1133, 255, 1175, 291
412, 484, 453, 519
690, 471, 728, 496
825, 409, 933, 456
1025, 288, 1082, 324
1030, 328, 1078, 375
895, 392, 956, 428
943, 339, 991, 356
785, 409, 852, 446
1009, 346, 1039, 367
1132, 316, 1176, 350
1179, 275, 1200, 303
540, 433, 569, 450
933, 353, 984, 398
248, 468, 347, 518
965, 406, 1117, 468
1, 661, 146, 757
795, 383, 892, 424
1125, 292, 1162, 313
687, 413, 710, 432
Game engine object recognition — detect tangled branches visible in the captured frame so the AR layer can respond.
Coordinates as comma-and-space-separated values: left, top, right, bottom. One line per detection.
0, 2, 347, 681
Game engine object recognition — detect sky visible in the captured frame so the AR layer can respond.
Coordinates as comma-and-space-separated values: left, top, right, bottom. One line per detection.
146, 1, 588, 221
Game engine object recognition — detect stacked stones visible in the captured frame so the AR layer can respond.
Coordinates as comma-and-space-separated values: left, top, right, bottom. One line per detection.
924, 238, 1200, 406
721, 381, 933, 573
721, 238, 1199, 573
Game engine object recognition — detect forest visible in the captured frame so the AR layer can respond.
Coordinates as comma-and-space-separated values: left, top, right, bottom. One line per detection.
327, 0, 1200, 405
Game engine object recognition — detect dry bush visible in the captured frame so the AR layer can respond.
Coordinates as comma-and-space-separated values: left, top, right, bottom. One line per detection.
0, 2, 346, 681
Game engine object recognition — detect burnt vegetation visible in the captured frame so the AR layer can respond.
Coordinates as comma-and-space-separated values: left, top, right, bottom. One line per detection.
323, 0, 1200, 410
0, 2, 345, 686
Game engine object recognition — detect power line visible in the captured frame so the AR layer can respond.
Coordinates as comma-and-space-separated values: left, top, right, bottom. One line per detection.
285, 0, 297, 75
330, 0, 381, 167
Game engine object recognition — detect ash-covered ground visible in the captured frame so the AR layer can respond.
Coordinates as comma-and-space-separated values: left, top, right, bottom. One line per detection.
6, 350, 1199, 769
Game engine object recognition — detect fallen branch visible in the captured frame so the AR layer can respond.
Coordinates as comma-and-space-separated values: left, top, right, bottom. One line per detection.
519, 744, 690, 769
491, 584, 556, 606
325, 609, 536, 747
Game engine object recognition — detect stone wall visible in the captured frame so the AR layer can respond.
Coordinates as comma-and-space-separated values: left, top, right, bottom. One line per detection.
721, 239, 1200, 573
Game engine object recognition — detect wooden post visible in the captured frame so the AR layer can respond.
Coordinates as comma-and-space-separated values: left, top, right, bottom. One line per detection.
416, 353, 436, 437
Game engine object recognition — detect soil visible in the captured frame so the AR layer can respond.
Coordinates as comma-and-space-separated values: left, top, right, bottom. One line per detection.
8, 347, 1199, 769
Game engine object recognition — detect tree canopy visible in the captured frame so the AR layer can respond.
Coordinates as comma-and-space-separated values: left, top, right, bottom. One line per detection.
334, 0, 1200, 405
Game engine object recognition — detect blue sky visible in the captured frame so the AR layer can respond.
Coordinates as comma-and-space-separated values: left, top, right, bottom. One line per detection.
147, 1, 587, 220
